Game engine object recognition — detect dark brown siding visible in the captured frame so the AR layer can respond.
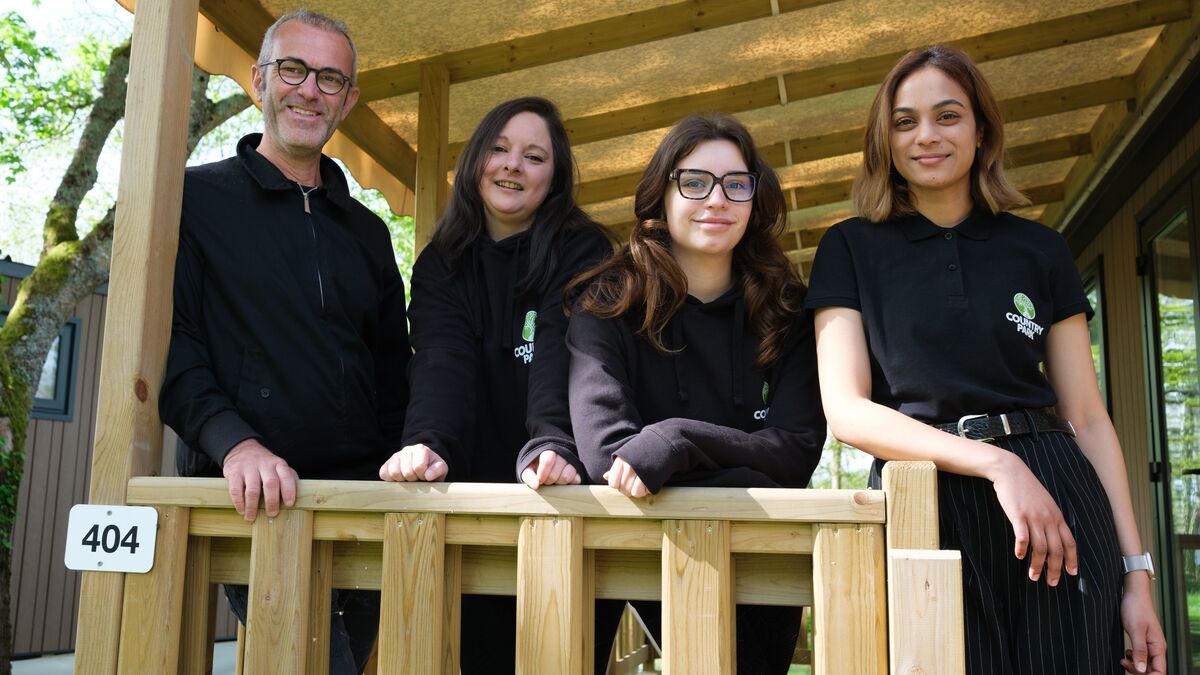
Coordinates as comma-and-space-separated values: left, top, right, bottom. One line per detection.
3, 271, 238, 656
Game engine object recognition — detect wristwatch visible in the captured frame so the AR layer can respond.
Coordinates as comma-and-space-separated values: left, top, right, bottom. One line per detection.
1122, 552, 1155, 580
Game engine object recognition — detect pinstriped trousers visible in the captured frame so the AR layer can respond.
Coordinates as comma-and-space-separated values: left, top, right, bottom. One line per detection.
937, 431, 1124, 675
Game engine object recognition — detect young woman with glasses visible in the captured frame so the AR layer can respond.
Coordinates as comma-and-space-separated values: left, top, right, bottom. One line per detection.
568, 114, 825, 673
806, 45, 1165, 674
378, 96, 611, 673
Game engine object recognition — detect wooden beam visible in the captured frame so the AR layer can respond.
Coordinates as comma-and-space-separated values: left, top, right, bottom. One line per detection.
305, 541, 334, 675
515, 0, 1188, 153
198, 0, 419, 189
128, 478, 887, 523
517, 517, 584, 675
1050, 9, 1200, 230
75, 2, 200, 673
357, 0, 831, 101
116, 507, 191, 675
245, 510, 314, 674
415, 64, 450, 253
661, 520, 733, 674
887, 550, 965, 674
380, 513, 446, 674
812, 524, 887, 675
178, 536, 217, 675
881, 461, 938, 551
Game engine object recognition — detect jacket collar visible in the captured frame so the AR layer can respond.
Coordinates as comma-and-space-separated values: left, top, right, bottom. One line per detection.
235, 133, 356, 212
900, 209, 993, 241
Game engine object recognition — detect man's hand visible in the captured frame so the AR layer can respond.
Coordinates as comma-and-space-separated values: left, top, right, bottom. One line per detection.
379, 444, 448, 482
222, 439, 298, 522
521, 449, 582, 489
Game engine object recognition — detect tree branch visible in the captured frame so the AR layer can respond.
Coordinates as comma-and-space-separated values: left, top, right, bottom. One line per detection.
41, 41, 130, 256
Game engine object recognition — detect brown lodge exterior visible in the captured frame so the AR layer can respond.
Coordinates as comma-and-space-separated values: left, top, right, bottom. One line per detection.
4, 0, 1198, 672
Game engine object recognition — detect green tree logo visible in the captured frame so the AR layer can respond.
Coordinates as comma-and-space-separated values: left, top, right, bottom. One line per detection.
762, 382, 769, 405
522, 310, 537, 342
1013, 293, 1036, 320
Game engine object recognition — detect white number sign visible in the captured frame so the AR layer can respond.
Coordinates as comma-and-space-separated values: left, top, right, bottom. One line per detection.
64, 505, 158, 573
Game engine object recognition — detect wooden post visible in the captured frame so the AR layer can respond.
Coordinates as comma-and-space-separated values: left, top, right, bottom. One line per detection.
245, 510, 314, 674
305, 541, 334, 675
661, 520, 733, 675
75, 0, 199, 670
888, 550, 965, 675
881, 461, 939, 550
116, 507, 190, 674
414, 63, 450, 253
380, 513, 446, 674
812, 523, 886, 675
582, 549, 596, 675
442, 544, 462, 675
517, 516, 583, 675
177, 536, 216, 675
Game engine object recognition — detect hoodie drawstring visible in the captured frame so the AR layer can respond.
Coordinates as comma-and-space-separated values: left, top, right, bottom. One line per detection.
731, 295, 745, 408
670, 318, 689, 404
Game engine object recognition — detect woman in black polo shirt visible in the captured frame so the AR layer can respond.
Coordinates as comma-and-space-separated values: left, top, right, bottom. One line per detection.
806, 45, 1165, 674
569, 114, 825, 673
378, 96, 611, 674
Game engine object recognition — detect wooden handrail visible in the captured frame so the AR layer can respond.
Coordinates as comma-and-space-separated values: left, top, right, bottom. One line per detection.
92, 461, 962, 675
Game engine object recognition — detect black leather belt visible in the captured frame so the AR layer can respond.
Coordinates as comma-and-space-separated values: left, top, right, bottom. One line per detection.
932, 408, 1075, 443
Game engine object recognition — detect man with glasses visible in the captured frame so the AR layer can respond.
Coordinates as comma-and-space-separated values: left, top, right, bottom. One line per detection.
160, 9, 408, 674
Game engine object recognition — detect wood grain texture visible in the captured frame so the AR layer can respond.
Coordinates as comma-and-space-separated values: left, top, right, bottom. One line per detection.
812, 524, 886, 675
881, 461, 939, 551
661, 520, 733, 675
442, 544, 462, 675
379, 513, 445, 674
516, 517, 583, 675
304, 541, 333, 675
117, 507, 190, 675
887, 550, 965, 675
245, 510, 313, 674
415, 63, 449, 253
177, 536, 216, 675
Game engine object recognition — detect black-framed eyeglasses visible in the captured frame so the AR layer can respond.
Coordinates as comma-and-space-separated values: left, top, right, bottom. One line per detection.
669, 169, 758, 202
259, 58, 351, 95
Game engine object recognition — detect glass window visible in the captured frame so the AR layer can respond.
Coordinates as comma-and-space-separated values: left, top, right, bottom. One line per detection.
1082, 261, 1109, 409
0, 307, 80, 421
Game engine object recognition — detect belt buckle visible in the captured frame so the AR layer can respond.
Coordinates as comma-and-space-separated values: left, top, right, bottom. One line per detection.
957, 413, 994, 443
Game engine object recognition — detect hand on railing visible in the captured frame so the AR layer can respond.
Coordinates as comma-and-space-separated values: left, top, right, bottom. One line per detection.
521, 449, 582, 489
222, 438, 298, 522
604, 456, 649, 498
379, 444, 448, 482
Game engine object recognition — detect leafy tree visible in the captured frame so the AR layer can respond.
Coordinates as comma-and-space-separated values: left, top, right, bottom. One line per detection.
0, 13, 250, 671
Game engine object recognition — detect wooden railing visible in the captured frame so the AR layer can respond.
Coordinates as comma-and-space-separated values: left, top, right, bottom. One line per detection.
93, 461, 962, 675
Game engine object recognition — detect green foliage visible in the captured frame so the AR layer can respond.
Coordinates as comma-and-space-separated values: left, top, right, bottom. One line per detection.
0, 355, 29, 551
0, 11, 110, 183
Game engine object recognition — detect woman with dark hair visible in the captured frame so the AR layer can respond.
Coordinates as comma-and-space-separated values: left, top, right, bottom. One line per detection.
807, 45, 1165, 674
569, 114, 825, 673
379, 96, 610, 672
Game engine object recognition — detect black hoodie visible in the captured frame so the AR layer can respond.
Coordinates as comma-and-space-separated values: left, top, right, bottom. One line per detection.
402, 226, 611, 482
568, 286, 825, 493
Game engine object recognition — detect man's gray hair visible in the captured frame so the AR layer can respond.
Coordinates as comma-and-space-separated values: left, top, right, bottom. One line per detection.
257, 8, 358, 86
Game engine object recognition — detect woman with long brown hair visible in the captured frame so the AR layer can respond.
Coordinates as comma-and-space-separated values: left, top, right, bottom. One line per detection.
807, 45, 1165, 674
568, 114, 825, 673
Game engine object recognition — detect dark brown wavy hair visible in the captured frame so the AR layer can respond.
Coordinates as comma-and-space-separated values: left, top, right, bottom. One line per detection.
853, 44, 1028, 222
570, 114, 803, 370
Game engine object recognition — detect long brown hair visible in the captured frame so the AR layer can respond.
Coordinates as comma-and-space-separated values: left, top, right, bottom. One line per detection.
570, 114, 803, 370
432, 97, 607, 295
853, 44, 1028, 222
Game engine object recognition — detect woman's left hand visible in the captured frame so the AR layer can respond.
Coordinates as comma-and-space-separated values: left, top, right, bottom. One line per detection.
521, 450, 582, 489
603, 456, 649, 498
1119, 572, 1167, 674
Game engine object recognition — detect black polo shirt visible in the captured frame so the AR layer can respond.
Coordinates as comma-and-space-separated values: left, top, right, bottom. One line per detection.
804, 210, 1092, 424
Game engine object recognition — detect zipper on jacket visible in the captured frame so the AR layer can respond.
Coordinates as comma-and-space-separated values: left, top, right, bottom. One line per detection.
298, 183, 325, 310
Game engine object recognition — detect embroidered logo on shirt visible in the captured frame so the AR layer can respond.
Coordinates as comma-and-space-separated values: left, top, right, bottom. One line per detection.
1006, 292, 1044, 340
754, 382, 770, 420
513, 309, 537, 364
522, 310, 537, 342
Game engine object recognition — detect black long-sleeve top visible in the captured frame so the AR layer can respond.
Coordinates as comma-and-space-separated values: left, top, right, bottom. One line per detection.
402, 226, 610, 482
568, 285, 826, 493
159, 134, 411, 480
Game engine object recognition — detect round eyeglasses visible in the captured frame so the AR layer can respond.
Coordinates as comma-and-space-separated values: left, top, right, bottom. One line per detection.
259, 58, 351, 95
669, 169, 758, 202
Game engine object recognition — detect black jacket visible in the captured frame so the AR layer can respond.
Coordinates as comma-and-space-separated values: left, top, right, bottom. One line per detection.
568, 286, 825, 492
403, 226, 610, 482
160, 134, 411, 480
